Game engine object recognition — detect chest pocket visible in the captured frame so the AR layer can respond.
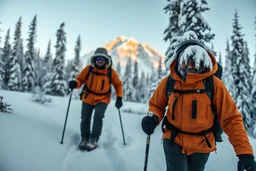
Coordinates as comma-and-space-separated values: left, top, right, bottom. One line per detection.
87, 72, 111, 94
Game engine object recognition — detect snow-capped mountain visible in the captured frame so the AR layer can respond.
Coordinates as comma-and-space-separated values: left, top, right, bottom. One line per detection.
82, 36, 165, 77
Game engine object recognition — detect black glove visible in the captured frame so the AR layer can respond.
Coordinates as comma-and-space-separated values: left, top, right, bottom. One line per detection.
115, 97, 123, 109
141, 115, 159, 135
238, 154, 256, 171
68, 80, 78, 89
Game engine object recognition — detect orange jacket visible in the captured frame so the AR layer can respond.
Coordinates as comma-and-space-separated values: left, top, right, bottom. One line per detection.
149, 51, 254, 156
74, 65, 123, 105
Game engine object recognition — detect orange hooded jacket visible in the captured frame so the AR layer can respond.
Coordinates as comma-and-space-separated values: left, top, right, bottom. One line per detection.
74, 65, 123, 106
149, 51, 254, 156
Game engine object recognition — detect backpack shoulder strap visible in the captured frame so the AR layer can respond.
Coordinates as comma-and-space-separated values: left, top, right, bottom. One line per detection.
107, 67, 112, 84
166, 75, 176, 100
86, 65, 94, 80
204, 75, 217, 115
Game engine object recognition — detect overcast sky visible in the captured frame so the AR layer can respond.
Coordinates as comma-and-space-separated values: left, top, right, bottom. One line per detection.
0, 0, 255, 65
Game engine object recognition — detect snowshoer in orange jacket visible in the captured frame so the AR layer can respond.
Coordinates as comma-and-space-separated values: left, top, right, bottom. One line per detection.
68, 47, 123, 151
141, 40, 255, 171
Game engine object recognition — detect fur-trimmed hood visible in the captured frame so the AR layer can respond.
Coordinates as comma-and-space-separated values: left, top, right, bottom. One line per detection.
90, 47, 112, 68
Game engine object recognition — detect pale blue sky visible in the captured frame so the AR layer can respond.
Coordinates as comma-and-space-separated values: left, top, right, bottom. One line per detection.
0, 0, 255, 65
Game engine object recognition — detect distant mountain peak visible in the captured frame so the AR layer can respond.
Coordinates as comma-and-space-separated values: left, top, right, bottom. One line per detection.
82, 36, 165, 76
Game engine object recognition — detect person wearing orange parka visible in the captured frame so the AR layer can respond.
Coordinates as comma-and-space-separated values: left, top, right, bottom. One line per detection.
68, 47, 123, 151
141, 40, 256, 171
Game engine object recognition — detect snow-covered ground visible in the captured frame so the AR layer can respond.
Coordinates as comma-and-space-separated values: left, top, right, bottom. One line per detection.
0, 90, 255, 171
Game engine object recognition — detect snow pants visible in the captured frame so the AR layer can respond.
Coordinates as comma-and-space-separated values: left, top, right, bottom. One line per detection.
80, 102, 108, 141
163, 139, 210, 171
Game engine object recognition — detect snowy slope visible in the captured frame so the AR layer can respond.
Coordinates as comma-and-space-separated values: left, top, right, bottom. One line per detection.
82, 36, 166, 77
0, 90, 256, 171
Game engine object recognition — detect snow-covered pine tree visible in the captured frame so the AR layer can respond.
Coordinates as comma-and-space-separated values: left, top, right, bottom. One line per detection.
42, 40, 53, 94
2, 29, 11, 89
157, 56, 163, 80
34, 49, 43, 87
148, 64, 158, 99
49, 22, 67, 96
147, 72, 150, 82
69, 35, 81, 80
230, 10, 251, 129
179, 0, 215, 43
251, 16, 256, 137
218, 51, 223, 66
210, 42, 217, 56
148, 56, 163, 99
116, 61, 121, 76
163, 0, 182, 68
132, 60, 140, 102
243, 41, 252, 89
0, 22, 2, 87
0, 42, 3, 89
68, 35, 81, 99
0, 22, 2, 46
65, 60, 72, 81
139, 71, 147, 103
8, 17, 22, 91
223, 39, 235, 98
18, 38, 24, 89
122, 57, 134, 102
22, 15, 37, 92
0, 58, 3, 89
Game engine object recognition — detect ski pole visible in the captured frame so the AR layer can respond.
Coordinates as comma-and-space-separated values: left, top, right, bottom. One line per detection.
144, 135, 151, 171
118, 108, 126, 145
143, 111, 153, 171
60, 90, 73, 144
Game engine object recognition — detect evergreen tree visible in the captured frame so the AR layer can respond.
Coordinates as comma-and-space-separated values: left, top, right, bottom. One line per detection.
243, 41, 252, 89
146, 73, 150, 86
210, 42, 217, 56
116, 61, 121, 76
148, 64, 158, 98
139, 71, 147, 103
157, 56, 163, 79
163, 0, 182, 68
251, 16, 256, 137
2, 29, 11, 89
122, 57, 134, 101
179, 0, 215, 43
0, 58, 3, 89
34, 49, 43, 87
8, 17, 22, 91
68, 35, 81, 99
132, 60, 139, 88
42, 40, 53, 94
0, 22, 2, 88
132, 60, 140, 102
0, 22, 2, 46
18, 38, 24, 87
254, 16, 256, 76
223, 39, 235, 97
22, 15, 37, 92
49, 22, 67, 96
218, 51, 223, 65
230, 10, 251, 129
69, 35, 81, 80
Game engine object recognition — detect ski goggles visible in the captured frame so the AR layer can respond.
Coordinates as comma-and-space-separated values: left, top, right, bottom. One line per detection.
95, 56, 107, 62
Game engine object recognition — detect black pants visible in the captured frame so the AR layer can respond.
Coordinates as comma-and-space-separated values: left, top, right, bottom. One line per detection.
163, 139, 210, 171
80, 102, 108, 141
